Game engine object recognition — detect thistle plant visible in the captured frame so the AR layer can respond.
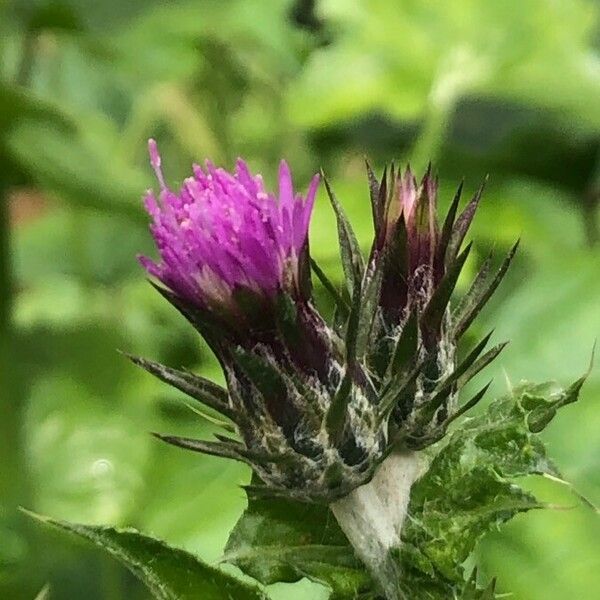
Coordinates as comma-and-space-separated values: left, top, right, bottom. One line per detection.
28, 143, 590, 600
128, 141, 522, 598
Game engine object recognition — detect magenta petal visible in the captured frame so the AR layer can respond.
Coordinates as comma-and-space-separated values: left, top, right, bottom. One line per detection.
140, 142, 318, 308
278, 160, 294, 210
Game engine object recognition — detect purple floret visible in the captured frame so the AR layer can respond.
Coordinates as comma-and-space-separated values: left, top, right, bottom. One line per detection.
139, 139, 320, 310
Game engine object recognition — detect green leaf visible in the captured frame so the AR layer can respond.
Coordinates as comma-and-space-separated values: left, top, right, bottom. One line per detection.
224, 490, 371, 598
354, 252, 385, 363
25, 511, 268, 600
421, 242, 472, 340
461, 569, 497, 599
386, 309, 418, 381
310, 258, 350, 319
232, 346, 288, 405
432, 330, 495, 396
398, 377, 586, 597
452, 240, 519, 340
445, 186, 484, 268
152, 432, 244, 463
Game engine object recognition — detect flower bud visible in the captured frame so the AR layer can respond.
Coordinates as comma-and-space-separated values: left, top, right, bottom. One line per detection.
364, 163, 518, 447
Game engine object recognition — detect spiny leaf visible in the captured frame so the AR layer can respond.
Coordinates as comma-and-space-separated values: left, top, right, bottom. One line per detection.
297, 239, 313, 300
275, 291, 300, 347
152, 433, 244, 462
182, 401, 236, 432
355, 251, 385, 362
378, 359, 424, 422
374, 164, 391, 251
421, 242, 473, 341
522, 355, 592, 432
453, 240, 519, 340
461, 568, 497, 599
446, 381, 493, 426
324, 371, 353, 439
432, 330, 495, 396
322, 172, 365, 294
365, 158, 381, 231
224, 482, 370, 597
456, 342, 509, 388
232, 347, 288, 403
310, 257, 350, 318
445, 180, 486, 267
453, 250, 493, 320
226, 376, 586, 600
126, 354, 235, 418
436, 180, 464, 270
343, 269, 363, 365
156, 433, 287, 469
24, 511, 268, 600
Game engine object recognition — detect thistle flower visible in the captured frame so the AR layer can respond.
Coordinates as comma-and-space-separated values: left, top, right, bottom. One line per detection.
139, 139, 319, 318
358, 163, 519, 448
132, 142, 516, 509
132, 142, 389, 503
131, 147, 519, 598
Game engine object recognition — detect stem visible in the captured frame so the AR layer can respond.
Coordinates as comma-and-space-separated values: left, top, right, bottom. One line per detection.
0, 186, 25, 509
409, 46, 489, 172
330, 451, 423, 600
409, 97, 456, 175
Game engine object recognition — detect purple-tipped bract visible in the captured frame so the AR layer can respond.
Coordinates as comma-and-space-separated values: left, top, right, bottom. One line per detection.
140, 139, 320, 311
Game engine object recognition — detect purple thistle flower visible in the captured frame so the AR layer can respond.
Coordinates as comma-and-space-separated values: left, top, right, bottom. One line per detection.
139, 139, 320, 314
132, 149, 517, 506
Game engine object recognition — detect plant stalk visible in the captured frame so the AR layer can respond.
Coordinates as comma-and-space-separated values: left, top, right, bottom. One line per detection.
330, 450, 423, 600
0, 185, 22, 509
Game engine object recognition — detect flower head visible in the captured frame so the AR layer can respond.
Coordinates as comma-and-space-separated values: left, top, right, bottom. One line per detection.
132, 148, 517, 504
363, 163, 518, 445
134, 143, 391, 503
140, 139, 320, 315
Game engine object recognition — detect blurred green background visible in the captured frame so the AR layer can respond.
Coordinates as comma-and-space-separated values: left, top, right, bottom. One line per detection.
0, 1, 599, 598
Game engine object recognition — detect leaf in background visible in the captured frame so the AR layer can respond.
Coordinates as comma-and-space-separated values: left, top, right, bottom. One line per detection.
6, 117, 147, 220
25, 374, 152, 526
25, 511, 268, 600
225, 376, 586, 599
289, 0, 600, 130
472, 249, 600, 599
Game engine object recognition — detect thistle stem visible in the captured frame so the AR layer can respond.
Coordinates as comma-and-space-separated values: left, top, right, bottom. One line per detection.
409, 45, 489, 172
1, 190, 32, 511
330, 451, 423, 600
0, 185, 22, 508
